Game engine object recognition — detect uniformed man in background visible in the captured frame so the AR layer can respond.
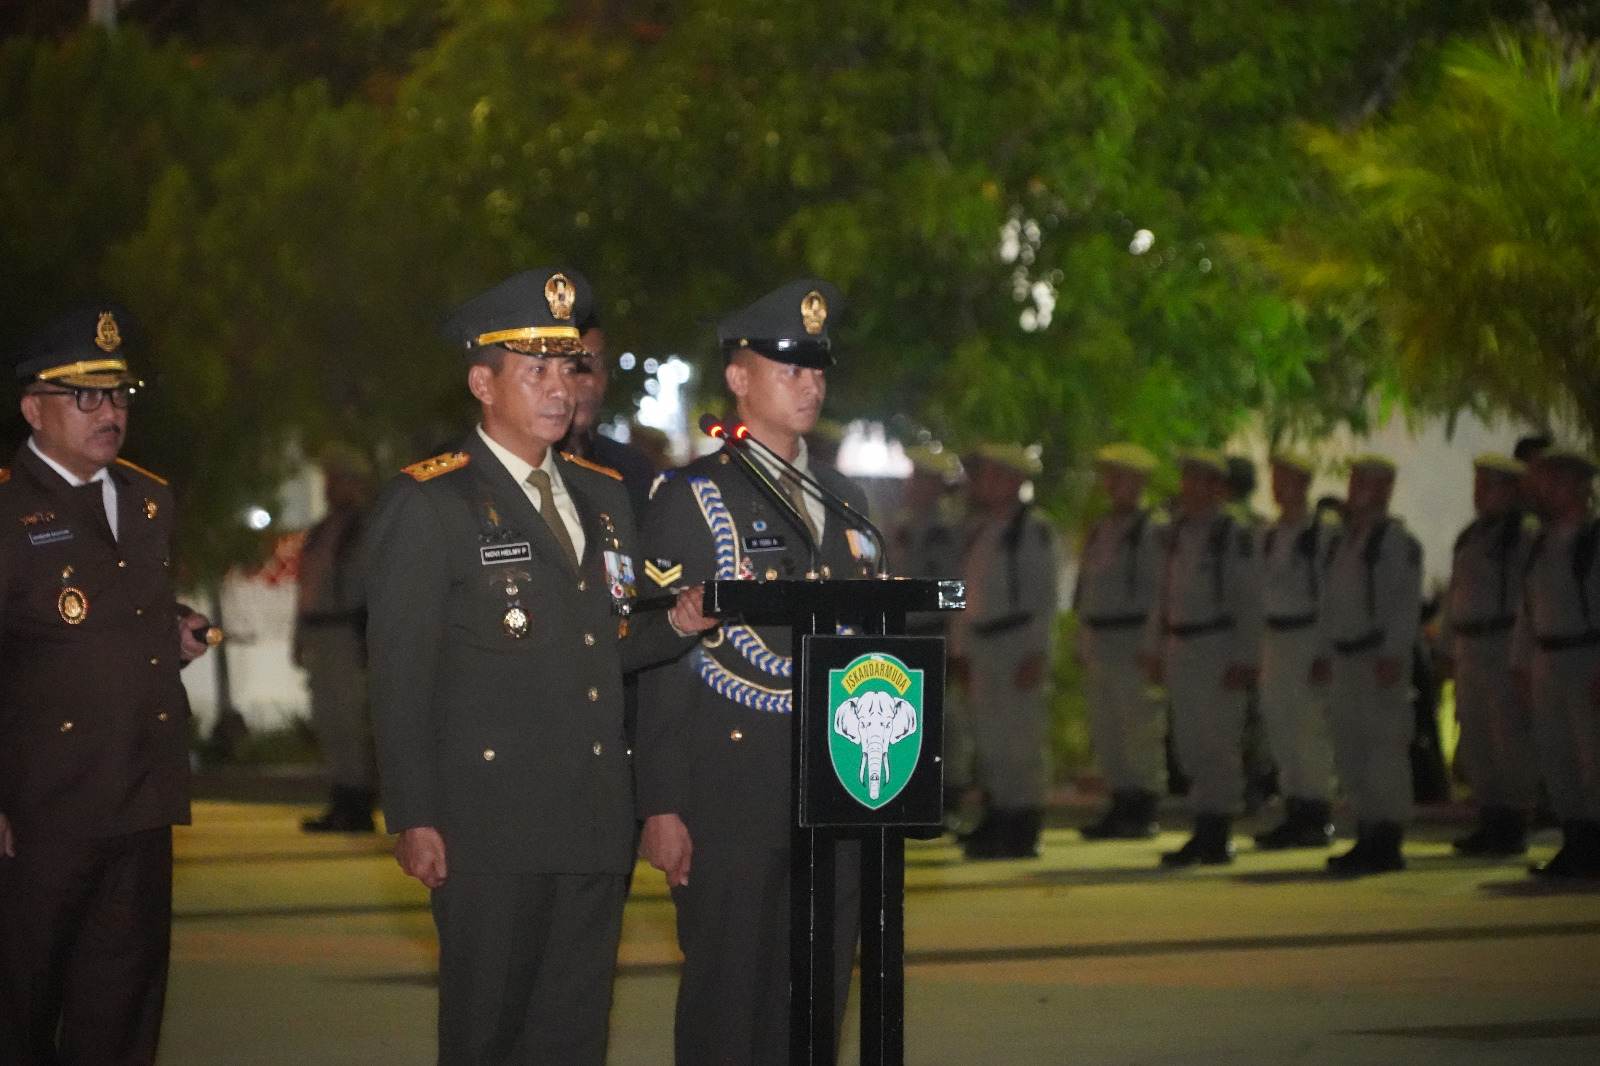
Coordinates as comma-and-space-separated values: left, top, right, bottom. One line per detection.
952, 443, 1059, 860
1148, 449, 1263, 866
1313, 455, 1423, 876
1438, 454, 1539, 857
1253, 453, 1338, 850
296, 443, 378, 833
1512, 447, 1600, 878
563, 303, 657, 523
634, 279, 871, 1066
889, 443, 969, 823
1075, 443, 1167, 841
365, 267, 714, 1066
0, 306, 214, 1065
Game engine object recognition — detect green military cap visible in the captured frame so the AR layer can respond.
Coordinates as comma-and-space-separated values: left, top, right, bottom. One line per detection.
14, 303, 142, 388
1348, 453, 1397, 476
904, 443, 962, 480
972, 442, 1043, 477
1472, 453, 1524, 478
717, 277, 843, 369
1094, 442, 1157, 474
438, 266, 594, 357
1270, 451, 1316, 477
1541, 446, 1597, 475
1176, 447, 1228, 477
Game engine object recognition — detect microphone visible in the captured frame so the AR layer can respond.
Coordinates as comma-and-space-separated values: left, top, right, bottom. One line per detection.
700, 413, 822, 577
708, 414, 890, 578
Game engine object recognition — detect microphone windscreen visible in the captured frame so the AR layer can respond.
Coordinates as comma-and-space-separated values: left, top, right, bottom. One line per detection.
698, 412, 724, 437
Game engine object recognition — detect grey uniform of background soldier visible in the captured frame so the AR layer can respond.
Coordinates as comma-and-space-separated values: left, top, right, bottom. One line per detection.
634, 279, 871, 1066
0, 306, 213, 1066
365, 268, 708, 1066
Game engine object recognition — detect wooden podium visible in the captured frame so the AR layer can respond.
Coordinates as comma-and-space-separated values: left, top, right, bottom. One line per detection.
705, 577, 966, 1066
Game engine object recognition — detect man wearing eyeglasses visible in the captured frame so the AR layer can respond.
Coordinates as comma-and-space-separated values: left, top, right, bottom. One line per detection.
0, 304, 213, 1066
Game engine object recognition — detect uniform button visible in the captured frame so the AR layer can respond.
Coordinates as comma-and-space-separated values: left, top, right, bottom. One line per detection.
60, 721, 73, 732
730, 729, 743, 742
626, 748, 633, 757
483, 749, 495, 761
584, 633, 595, 646
577, 580, 587, 592
157, 712, 168, 722
150, 657, 159, 665
117, 560, 127, 568
135, 608, 143, 616
592, 742, 603, 755
587, 686, 599, 702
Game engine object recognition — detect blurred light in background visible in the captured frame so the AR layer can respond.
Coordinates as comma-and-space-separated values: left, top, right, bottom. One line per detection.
244, 506, 273, 531
836, 421, 913, 478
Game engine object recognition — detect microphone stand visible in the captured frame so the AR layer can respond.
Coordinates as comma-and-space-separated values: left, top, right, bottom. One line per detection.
700, 413, 823, 578
736, 430, 891, 578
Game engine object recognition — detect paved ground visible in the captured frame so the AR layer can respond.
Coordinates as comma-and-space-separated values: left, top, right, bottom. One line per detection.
159, 801, 1600, 1065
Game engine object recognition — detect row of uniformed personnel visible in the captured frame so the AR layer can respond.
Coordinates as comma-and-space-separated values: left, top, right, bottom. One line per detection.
1074, 440, 1600, 880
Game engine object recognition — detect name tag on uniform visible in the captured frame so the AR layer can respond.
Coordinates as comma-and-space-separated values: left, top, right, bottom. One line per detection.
28, 528, 73, 547
481, 541, 532, 565
742, 535, 786, 553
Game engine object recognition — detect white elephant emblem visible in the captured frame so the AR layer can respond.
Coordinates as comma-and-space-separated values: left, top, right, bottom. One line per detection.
834, 690, 918, 800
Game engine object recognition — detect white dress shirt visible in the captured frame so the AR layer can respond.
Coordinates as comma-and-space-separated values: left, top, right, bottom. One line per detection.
476, 426, 586, 562
29, 436, 118, 541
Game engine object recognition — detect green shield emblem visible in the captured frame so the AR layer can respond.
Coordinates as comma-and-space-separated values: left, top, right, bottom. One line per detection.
828, 653, 924, 809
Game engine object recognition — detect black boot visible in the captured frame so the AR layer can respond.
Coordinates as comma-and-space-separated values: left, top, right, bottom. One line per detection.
1255, 797, 1335, 850
1080, 789, 1159, 841
964, 808, 1041, 860
303, 785, 377, 833
1453, 806, 1528, 858
1328, 820, 1405, 876
1530, 819, 1600, 878
1160, 813, 1235, 867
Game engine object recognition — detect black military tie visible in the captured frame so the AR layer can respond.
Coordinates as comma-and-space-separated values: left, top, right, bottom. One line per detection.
526, 468, 580, 569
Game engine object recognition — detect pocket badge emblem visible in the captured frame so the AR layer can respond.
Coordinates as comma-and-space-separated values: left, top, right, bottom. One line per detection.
59, 587, 89, 625
503, 606, 530, 639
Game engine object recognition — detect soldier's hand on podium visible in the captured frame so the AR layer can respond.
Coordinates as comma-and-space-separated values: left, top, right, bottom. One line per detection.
640, 813, 693, 887
668, 586, 719, 635
0, 812, 13, 858
395, 826, 448, 889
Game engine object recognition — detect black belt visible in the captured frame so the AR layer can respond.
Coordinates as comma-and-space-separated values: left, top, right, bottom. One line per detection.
1265, 613, 1317, 632
298, 610, 366, 630
1165, 618, 1235, 639
1535, 631, 1600, 652
1083, 612, 1148, 631
1452, 616, 1515, 639
1334, 630, 1383, 655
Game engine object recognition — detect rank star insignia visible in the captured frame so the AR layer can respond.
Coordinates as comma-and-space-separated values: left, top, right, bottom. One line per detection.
644, 559, 683, 588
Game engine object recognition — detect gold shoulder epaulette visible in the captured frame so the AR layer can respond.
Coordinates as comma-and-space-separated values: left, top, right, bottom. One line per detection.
402, 451, 470, 482
115, 457, 168, 485
562, 452, 623, 481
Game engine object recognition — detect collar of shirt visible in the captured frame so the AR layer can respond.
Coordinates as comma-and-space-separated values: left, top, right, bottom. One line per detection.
475, 425, 586, 562
28, 436, 118, 541
747, 435, 827, 542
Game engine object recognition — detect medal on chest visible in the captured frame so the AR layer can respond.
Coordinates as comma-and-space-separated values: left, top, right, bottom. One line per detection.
58, 565, 88, 625
476, 498, 535, 639
598, 512, 635, 638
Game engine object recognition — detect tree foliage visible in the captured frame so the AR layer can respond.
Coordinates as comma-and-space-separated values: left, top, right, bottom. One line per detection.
1252, 26, 1600, 445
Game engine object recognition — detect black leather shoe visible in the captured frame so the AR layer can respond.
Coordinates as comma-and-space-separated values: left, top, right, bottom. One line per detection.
1255, 797, 1335, 850
1160, 814, 1235, 867
303, 786, 377, 834
1453, 806, 1528, 857
1081, 789, 1159, 840
1530, 820, 1600, 878
1328, 821, 1405, 876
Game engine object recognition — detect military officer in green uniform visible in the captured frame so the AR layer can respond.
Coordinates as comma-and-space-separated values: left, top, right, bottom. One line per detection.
634, 279, 873, 1066
1, 305, 214, 1065
364, 267, 715, 1066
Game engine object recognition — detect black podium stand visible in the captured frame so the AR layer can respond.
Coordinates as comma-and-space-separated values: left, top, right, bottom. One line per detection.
705, 577, 966, 1066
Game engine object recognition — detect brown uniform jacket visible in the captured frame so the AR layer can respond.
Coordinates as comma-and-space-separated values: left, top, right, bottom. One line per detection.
0, 444, 192, 838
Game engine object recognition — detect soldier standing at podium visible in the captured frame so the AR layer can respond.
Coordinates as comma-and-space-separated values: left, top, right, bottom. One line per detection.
634, 279, 873, 1066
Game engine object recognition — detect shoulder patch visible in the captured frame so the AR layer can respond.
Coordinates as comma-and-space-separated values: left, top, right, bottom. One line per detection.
402, 451, 470, 482
114, 457, 167, 485
561, 452, 623, 481
645, 557, 684, 588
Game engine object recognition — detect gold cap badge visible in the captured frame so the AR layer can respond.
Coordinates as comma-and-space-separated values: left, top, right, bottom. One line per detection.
801, 290, 827, 335
545, 273, 576, 321
95, 312, 121, 353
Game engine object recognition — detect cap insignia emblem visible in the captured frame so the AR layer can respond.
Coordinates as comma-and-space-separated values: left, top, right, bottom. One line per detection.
545, 273, 576, 321
801, 291, 827, 336
95, 312, 121, 353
